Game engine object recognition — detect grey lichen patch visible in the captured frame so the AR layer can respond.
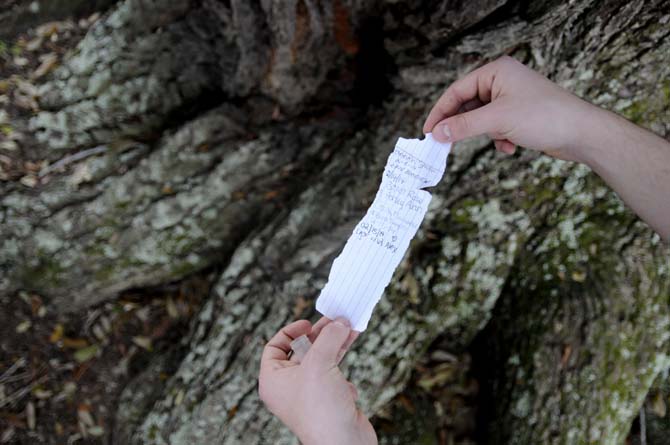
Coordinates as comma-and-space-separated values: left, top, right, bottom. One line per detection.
480, 171, 670, 444
5, 0, 663, 443
33, 229, 64, 253
425, 195, 532, 346
4, 103, 347, 309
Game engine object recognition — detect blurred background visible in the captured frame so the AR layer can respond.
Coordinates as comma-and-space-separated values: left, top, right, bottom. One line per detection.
0, 0, 669, 444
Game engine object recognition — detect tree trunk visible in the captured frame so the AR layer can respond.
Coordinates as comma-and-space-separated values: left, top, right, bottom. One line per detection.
1, 0, 669, 443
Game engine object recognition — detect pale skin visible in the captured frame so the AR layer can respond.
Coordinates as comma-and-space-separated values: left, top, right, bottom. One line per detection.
424, 56, 670, 240
258, 317, 376, 445
259, 56, 670, 445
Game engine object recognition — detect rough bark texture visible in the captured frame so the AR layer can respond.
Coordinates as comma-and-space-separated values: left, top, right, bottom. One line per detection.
1, 0, 669, 444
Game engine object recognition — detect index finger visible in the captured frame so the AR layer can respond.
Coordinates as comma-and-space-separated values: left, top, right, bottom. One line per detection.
309, 316, 360, 364
261, 319, 312, 364
422, 62, 497, 133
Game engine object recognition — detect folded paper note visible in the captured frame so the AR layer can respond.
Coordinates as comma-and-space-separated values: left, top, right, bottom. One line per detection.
316, 133, 451, 331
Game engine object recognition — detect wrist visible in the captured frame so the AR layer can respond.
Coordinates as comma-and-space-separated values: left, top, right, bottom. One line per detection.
561, 98, 607, 166
572, 102, 633, 172
299, 426, 376, 445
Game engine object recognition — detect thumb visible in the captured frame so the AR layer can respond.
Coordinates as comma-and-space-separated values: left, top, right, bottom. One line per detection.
305, 317, 351, 369
431, 102, 502, 143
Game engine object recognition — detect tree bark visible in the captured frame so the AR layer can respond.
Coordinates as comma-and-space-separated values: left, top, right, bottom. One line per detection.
1, 0, 669, 443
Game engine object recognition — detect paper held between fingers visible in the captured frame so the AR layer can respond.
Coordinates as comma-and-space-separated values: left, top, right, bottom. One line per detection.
316, 133, 451, 331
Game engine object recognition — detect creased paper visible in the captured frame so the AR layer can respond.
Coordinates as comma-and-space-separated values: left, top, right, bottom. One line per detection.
316, 133, 451, 331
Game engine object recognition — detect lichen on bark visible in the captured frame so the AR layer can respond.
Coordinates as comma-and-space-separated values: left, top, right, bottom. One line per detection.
1, 0, 669, 443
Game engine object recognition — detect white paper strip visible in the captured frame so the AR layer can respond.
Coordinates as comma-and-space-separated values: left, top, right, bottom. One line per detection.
316, 133, 451, 331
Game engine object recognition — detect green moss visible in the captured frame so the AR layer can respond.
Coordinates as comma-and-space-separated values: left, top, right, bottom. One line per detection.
169, 261, 200, 277
662, 80, 670, 103
85, 243, 106, 257
162, 233, 199, 256
20, 252, 67, 288
115, 201, 130, 210
622, 100, 649, 124
93, 263, 116, 281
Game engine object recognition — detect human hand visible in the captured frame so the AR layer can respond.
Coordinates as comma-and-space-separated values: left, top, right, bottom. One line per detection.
423, 55, 598, 163
259, 317, 377, 445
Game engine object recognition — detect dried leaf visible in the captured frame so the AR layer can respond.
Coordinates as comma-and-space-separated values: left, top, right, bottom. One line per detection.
430, 350, 457, 363
36, 21, 71, 38
26, 402, 35, 430
135, 306, 150, 322
651, 391, 666, 418
88, 426, 104, 437
25, 37, 44, 52
15, 79, 38, 97
0, 140, 18, 151
417, 363, 456, 391
73, 344, 99, 363
20, 175, 38, 188
13, 57, 29, 67
77, 405, 95, 427
33, 53, 58, 79
13, 92, 37, 111
33, 388, 53, 399
99, 315, 111, 333
16, 320, 32, 333
87, 13, 101, 25
398, 394, 415, 414
264, 190, 280, 200
174, 389, 185, 406
60, 382, 77, 398
571, 270, 586, 282
166, 297, 179, 319
560, 344, 572, 369
49, 324, 64, 343
92, 324, 106, 341
132, 336, 152, 351
0, 427, 14, 443
62, 337, 88, 349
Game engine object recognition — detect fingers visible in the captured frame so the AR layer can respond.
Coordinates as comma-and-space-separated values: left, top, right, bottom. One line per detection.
308, 316, 331, 343
459, 98, 484, 114
423, 62, 497, 134
305, 317, 352, 370
494, 139, 516, 155
348, 382, 359, 401
309, 316, 359, 364
431, 101, 503, 143
262, 319, 312, 364
336, 330, 359, 364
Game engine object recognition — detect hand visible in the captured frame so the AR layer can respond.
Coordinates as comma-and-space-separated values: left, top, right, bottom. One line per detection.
423, 55, 597, 162
424, 55, 670, 240
259, 317, 377, 445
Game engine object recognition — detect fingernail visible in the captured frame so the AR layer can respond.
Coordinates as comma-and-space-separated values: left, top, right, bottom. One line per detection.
442, 124, 452, 141
333, 317, 350, 328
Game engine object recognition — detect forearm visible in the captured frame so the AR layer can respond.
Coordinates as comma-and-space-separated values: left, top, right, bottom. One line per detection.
575, 104, 670, 240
